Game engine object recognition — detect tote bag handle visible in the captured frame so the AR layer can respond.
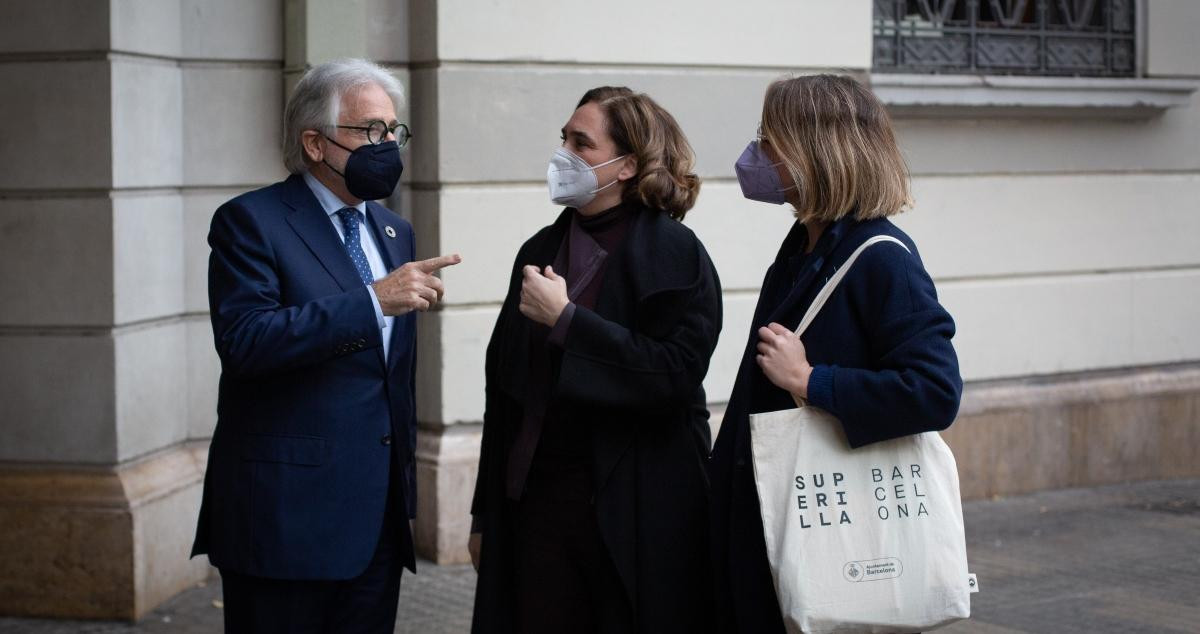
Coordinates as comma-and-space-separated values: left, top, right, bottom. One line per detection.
793, 235, 911, 338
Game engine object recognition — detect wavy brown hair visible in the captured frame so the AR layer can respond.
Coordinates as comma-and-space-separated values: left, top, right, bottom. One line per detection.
577, 87, 701, 220
760, 74, 911, 222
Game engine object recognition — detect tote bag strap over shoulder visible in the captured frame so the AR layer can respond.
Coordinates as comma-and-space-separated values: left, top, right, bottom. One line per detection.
793, 235, 911, 338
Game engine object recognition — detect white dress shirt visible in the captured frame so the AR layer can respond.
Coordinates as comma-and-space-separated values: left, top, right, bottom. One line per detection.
303, 171, 394, 362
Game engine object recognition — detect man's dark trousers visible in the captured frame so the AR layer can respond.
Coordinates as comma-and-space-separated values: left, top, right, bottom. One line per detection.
220, 487, 405, 634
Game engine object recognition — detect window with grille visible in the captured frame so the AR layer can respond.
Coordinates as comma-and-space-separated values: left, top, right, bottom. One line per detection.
873, 0, 1137, 77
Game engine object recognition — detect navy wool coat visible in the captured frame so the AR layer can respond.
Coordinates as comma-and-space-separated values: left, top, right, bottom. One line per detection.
707, 216, 963, 633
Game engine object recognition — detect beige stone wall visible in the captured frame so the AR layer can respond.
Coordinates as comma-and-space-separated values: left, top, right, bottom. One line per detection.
1148, 0, 1200, 76
0, 0, 285, 463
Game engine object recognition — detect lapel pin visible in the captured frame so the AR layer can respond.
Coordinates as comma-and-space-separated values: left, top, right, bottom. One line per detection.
385, 226, 397, 238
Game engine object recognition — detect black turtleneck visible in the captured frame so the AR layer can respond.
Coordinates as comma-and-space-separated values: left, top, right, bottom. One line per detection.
569, 200, 634, 310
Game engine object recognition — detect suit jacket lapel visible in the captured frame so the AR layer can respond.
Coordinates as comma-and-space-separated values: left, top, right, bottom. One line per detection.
364, 203, 400, 272
365, 203, 413, 374
282, 175, 363, 293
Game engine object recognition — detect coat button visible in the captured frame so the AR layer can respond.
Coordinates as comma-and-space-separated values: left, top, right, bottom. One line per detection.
381, 435, 392, 446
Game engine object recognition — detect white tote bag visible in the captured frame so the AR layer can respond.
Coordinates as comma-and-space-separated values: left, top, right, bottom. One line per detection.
750, 236, 977, 634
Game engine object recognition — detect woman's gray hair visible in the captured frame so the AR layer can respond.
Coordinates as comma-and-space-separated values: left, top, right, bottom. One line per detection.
283, 59, 406, 174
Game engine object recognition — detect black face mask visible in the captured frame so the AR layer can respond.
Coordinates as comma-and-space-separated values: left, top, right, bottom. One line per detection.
323, 137, 404, 201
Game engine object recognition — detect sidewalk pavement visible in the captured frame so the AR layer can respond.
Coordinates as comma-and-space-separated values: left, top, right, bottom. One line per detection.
2, 478, 1197, 633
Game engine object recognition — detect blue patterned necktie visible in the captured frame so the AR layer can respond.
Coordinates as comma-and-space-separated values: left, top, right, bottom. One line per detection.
336, 208, 374, 286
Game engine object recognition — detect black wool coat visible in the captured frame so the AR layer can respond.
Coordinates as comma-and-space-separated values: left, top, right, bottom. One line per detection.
708, 216, 963, 633
470, 204, 723, 634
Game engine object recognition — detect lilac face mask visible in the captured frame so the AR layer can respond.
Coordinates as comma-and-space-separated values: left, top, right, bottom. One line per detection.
734, 140, 794, 205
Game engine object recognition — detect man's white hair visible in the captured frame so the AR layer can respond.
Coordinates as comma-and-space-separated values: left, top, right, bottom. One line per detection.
282, 59, 406, 174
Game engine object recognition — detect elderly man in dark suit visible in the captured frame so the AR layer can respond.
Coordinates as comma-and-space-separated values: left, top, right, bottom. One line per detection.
191, 58, 460, 633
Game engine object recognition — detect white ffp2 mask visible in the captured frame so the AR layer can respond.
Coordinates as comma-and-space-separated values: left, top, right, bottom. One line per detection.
546, 148, 627, 208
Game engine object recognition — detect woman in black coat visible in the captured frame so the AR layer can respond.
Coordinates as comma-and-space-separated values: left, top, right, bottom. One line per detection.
469, 86, 722, 634
709, 75, 964, 632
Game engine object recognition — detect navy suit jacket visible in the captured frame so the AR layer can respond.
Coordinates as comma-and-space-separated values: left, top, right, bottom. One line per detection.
192, 173, 418, 579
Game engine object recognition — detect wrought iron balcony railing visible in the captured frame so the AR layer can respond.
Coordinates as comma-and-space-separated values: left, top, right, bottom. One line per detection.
873, 0, 1136, 77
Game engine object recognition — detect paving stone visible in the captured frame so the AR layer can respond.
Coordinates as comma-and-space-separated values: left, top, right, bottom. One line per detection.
2, 479, 1197, 633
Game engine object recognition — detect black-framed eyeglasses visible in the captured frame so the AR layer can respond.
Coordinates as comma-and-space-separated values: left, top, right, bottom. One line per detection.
335, 120, 412, 147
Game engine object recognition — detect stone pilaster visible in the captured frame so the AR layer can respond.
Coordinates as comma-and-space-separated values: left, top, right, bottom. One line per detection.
0, 0, 284, 619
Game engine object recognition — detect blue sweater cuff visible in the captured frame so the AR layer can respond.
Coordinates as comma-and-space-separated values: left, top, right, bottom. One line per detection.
806, 364, 836, 411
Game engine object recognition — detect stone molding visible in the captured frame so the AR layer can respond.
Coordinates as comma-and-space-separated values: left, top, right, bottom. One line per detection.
872, 73, 1199, 118
0, 443, 206, 510
709, 362, 1200, 501
959, 363, 1200, 416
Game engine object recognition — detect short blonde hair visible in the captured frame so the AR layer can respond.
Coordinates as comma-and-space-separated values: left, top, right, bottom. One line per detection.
760, 75, 911, 222
577, 87, 701, 221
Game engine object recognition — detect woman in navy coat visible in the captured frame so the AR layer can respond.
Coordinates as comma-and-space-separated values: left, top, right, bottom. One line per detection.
708, 74, 964, 633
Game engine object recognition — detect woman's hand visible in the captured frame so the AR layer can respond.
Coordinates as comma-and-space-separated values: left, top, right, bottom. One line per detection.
519, 265, 569, 326
468, 532, 482, 572
756, 322, 814, 401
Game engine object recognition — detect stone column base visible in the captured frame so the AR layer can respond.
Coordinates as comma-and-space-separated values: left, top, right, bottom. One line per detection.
414, 424, 483, 565
0, 443, 212, 620
945, 363, 1200, 500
